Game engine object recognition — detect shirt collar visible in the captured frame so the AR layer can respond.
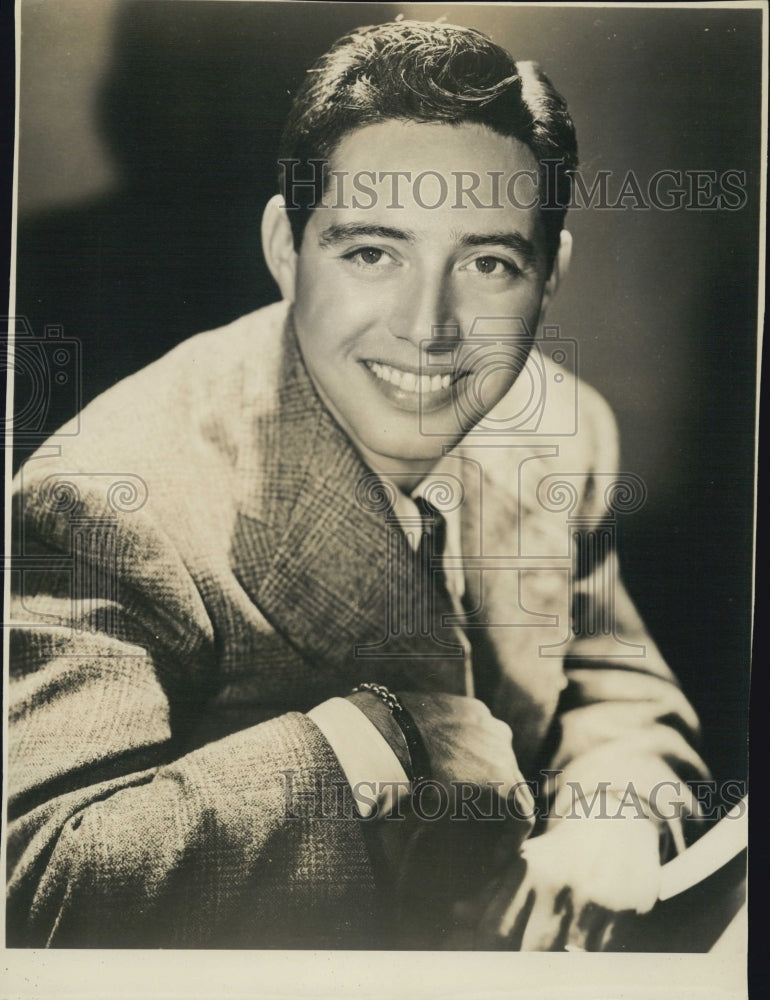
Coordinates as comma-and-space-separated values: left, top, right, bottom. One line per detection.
386, 456, 466, 603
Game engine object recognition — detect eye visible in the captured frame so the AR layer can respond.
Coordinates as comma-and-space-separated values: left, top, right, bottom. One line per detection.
342, 246, 394, 269
470, 255, 521, 278
356, 248, 383, 265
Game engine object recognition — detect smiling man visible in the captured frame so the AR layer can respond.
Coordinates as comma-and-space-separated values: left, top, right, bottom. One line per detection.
8, 20, 708, 951
267, 118, 564, 483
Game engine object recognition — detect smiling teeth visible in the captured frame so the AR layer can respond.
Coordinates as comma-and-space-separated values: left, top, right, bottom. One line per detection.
368, 361, 451, 393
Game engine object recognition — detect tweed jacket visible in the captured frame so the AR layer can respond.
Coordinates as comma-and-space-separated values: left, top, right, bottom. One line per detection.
7, 300, 707, 948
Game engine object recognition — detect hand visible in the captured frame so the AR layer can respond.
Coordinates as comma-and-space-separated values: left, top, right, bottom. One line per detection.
349, 690, 529, 797
396, 691, 528, 796
353, 691, 533, 949
449, 813, 662, 951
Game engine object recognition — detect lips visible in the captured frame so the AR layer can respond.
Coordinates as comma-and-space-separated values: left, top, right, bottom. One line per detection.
361, 358, 469, 414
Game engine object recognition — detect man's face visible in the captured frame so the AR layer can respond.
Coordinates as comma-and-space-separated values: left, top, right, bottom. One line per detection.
289, 120, 558, 477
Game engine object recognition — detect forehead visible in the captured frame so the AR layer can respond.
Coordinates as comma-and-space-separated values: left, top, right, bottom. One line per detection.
318, 120, 545, 242
331, 119, 539, 172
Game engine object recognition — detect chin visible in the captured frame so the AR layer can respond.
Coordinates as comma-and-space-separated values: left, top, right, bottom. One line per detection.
363, 430, 459, 466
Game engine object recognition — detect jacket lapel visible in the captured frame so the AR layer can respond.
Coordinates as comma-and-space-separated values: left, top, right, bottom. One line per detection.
235, 312, 468, 694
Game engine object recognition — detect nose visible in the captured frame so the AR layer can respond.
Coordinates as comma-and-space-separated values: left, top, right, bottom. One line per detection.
387, 265, 460, 354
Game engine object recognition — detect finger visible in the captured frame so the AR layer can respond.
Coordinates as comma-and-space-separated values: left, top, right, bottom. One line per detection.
590, 913, 619, 953
569, 900, 613, 952
552, 905, 574, 953
551, 887, 575, 952
588, 909, 628, 953
494, 885, 536, 951
519, 886, 574, 952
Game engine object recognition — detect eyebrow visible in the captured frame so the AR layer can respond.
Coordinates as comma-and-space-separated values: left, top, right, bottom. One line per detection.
317, 223, 539, 269
318, 224, 416, 247
455, 232, 539, 269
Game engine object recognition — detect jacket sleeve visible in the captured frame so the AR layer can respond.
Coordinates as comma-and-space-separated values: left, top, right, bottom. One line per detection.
545, 391, 710, 852
7, 472, 377, 949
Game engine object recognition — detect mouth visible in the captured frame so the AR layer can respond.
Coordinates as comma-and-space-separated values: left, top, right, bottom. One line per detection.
361, 359, 469, 414
365, 360, 458, 394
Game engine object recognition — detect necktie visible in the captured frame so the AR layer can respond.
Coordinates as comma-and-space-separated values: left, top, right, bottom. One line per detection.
414, 495, 499, 703
412, 495, 469, 675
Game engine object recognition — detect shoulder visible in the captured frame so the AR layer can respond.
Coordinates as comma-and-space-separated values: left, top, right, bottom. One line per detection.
14, 301, 291, 543
19, 301, 290, 474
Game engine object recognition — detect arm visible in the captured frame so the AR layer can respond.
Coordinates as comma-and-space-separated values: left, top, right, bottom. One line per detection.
451, 390, 710, 951
8, 475, 376, 948
547, 390, 709, 836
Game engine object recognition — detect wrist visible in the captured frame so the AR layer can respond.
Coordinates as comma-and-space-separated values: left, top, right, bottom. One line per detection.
308, 697, 410, 819
349, 684, 432, 785
347, 691, 411, 777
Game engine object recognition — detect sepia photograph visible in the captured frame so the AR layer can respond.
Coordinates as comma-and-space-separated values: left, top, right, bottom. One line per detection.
3, 1, 761, 996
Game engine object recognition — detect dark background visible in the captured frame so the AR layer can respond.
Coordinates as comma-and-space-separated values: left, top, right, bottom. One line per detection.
13, 1, 760, 788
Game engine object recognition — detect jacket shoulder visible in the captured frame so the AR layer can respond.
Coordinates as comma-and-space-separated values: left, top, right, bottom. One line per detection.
13, 302, 291, 565
462, 348, 620, 484
17, 301, 290, 482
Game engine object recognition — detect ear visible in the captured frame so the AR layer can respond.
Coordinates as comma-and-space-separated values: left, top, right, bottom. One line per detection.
261, 194, 298, 302
539, 229, 573, 320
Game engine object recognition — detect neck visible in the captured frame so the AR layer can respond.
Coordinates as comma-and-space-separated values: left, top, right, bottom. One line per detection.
353, 442, 443, 495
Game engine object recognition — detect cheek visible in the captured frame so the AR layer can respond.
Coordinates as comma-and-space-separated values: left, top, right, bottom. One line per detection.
457, 284, 545, 335
295, 260, 384, 338
456, 336, 536, 425
479, 352, 530, 407
294, 262, 333, 318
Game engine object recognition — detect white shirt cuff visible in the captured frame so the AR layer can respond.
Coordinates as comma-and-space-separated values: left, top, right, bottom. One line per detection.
307, 697, 410, 818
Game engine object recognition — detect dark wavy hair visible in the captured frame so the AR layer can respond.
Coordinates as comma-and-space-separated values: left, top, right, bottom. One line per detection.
278, 20, 578, 271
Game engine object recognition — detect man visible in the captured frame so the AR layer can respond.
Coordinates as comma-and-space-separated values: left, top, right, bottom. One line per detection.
8, 20, 708, 950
